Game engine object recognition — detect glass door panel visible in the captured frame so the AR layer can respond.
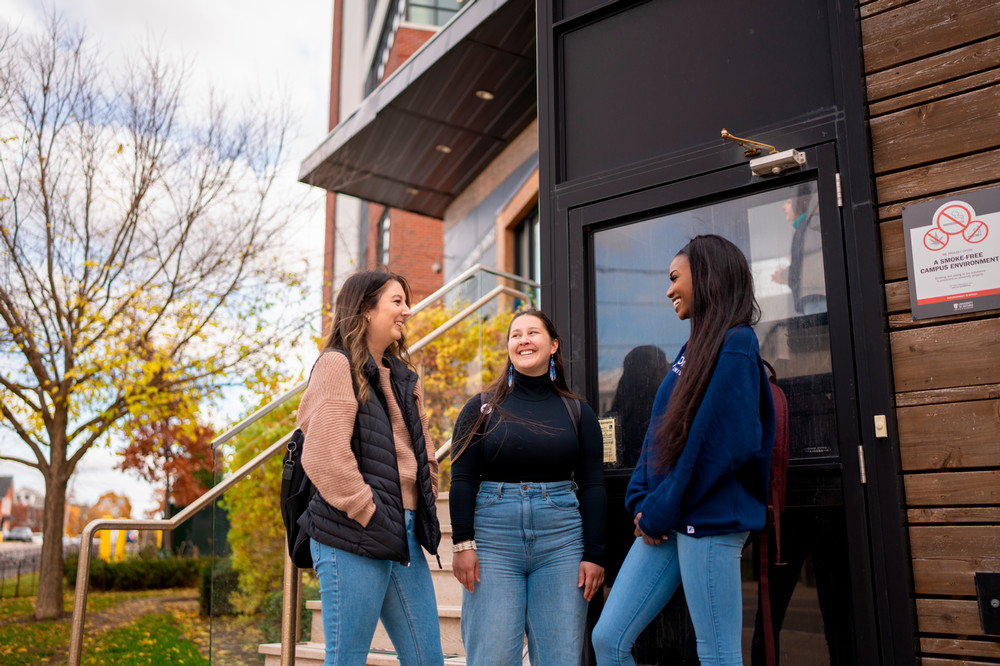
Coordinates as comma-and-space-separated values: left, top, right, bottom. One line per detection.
594, 181, 836, 469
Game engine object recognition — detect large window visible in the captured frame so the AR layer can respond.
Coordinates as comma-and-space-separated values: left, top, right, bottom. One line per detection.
513, 206, 540, 304
405, 0, 462, 27
592, 181, 834, 468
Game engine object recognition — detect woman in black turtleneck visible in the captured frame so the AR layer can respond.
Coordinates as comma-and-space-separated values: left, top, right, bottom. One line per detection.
449, 308, 606, 665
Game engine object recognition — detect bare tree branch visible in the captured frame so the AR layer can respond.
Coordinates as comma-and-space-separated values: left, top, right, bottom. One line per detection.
0, 11, 312, 620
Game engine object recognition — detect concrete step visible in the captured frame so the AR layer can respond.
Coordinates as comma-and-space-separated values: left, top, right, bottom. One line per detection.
367, 652, 468, 665
260, 642, 468, 666
260, 641, 324, 666
431, 565, 464, 607
372, 605, 462, 655
307, 599, 464, 655
437, 492, 450, 527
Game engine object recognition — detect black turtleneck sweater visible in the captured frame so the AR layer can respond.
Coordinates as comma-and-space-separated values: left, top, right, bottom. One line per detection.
449, 370, 606, 565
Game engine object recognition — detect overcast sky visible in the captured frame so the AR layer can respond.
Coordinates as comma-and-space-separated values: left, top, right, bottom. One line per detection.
0, 0, 334, 517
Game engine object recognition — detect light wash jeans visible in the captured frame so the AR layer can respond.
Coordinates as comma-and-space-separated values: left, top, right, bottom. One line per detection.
593, 530, 749, 666
461, 481, 588, 665
310, 510, 443, 666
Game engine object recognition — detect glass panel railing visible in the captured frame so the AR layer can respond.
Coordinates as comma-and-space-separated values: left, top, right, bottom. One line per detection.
206, 395, 309, 664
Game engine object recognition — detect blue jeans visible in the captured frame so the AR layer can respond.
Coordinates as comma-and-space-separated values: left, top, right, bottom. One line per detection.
461, 481, 587, 665
310, 510, 443, 666
593, 530, 749, 666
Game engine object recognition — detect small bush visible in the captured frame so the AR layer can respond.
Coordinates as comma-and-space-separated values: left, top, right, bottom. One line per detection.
64, 553, 203, 591
259, 578, 319, 644
199, 557, 239, 616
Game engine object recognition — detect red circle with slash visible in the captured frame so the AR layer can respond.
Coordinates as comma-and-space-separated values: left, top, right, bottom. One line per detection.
963, 219, 988, 243
935, 203, 973, 234
923, 227, 949, 251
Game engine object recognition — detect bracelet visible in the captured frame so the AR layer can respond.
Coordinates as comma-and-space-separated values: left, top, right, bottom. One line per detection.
452, 540, 477, 553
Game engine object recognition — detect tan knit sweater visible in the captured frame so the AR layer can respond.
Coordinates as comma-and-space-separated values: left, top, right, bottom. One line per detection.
297, 352, 438, 528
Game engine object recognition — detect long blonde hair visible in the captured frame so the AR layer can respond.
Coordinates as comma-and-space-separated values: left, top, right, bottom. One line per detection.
322, 270, 413, 403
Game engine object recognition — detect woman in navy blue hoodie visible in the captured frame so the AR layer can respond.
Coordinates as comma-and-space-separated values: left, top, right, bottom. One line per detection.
593, 234, 776, 666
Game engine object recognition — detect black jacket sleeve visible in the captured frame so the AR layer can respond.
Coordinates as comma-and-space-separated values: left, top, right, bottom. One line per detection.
576, 404, 607, 565
448, 395, 484, 544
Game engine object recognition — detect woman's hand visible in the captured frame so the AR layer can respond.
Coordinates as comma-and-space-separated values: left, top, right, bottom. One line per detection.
452, 549, 480, 593
578, 562, 605, 601
633, 512, 668, 546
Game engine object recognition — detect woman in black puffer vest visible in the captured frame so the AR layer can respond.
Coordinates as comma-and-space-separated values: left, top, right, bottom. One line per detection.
298, 270, 442, 666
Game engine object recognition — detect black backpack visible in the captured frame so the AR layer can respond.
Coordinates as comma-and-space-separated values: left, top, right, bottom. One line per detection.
280, 428, 314, 569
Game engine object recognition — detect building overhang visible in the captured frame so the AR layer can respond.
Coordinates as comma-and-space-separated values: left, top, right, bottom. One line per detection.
299, 0, 537, 220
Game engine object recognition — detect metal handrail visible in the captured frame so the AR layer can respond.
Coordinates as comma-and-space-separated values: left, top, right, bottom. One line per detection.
410, 263, 537, 315
67, 267, 535, 665
410, 284, 531, 355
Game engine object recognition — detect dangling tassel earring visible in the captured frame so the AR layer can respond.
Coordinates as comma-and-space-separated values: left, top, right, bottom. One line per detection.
549, 356, 556, 381
507, 364, 514, 388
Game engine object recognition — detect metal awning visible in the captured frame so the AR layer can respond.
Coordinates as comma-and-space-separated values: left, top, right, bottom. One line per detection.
298, 0, 536, 219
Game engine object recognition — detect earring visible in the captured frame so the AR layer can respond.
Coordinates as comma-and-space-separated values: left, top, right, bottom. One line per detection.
549, 356, 556, 381
507, 365, 513, 388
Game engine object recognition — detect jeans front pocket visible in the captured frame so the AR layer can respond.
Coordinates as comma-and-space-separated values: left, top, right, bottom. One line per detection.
544, 489, 580, 511
475, 486, 502, 508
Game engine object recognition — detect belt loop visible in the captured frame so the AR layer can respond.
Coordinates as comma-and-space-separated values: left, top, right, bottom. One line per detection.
497, 483, 503, 500
542, 482, 548, 500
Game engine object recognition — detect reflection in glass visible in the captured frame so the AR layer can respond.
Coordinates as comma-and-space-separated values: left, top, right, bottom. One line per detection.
593, 181, 835, 463
591, 180, 855, 663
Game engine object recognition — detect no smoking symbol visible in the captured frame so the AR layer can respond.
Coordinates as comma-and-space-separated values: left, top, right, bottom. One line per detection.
935, 203, 972, 234
963, 219, 988, 243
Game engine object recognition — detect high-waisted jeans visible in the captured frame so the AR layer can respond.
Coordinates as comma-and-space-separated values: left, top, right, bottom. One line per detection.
310, 510, 443, 666
461, 480, 588, 665
592, 530, 749, 666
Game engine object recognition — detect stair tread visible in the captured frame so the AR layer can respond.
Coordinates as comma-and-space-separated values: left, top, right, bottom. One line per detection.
260, 642, 466, 665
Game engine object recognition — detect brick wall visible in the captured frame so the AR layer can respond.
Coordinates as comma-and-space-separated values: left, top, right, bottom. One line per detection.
386, 25, 435, 74
366, 203, 443, 303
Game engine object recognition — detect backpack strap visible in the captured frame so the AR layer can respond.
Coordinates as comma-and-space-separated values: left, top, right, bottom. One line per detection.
559, 395, 581, 439
759, 357, 789, 666
480, 393, 581, 439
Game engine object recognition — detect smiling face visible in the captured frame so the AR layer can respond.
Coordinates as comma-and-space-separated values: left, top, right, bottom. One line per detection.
507, 314, 558, 377
666, 253, 693, 320
365, 279, 411, 357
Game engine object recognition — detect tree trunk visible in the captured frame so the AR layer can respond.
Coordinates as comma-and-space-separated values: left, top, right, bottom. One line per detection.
35, 476, 67, 620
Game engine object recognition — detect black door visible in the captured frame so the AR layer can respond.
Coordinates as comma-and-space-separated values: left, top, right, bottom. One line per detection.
568, 144, 885, 663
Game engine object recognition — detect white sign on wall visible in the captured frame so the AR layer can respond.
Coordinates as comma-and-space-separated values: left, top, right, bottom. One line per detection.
902, 187, 1000, 320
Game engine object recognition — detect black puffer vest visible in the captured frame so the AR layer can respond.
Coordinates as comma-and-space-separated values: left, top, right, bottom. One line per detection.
301, 351, 440, 564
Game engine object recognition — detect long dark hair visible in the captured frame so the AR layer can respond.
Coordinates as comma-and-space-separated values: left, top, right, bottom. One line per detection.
322, 270, 413, 404
452, 308, 578, 459
654, 235, 760, 471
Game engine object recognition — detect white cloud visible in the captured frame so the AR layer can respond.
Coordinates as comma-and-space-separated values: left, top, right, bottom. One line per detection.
0, 0, 333, 517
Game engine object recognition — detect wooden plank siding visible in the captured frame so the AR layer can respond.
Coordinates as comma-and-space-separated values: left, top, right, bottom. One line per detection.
909, 526, 1000, 595
860, 0, 1000, 660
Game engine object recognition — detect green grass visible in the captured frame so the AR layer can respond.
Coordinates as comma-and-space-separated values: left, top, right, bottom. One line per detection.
82, 612, 209, 665
0, 614, 70, 664
0, 588, 206, 664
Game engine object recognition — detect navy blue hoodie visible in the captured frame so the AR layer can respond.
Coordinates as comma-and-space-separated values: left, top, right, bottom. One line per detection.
626, 325, 775, 538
